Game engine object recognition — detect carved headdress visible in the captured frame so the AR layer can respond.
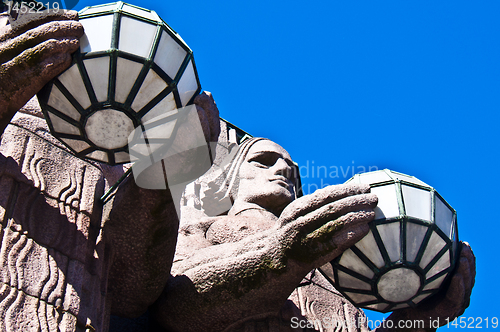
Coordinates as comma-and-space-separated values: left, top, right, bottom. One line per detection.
202, 137, 302, 216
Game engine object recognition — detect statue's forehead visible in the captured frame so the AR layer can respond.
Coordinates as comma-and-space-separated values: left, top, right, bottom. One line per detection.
246, 140, 292, 160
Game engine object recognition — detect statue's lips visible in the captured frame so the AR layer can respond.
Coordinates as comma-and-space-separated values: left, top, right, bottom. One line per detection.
270, 176, 291, 188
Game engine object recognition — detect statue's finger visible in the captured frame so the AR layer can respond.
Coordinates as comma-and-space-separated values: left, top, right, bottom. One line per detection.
0, 19, 82, 64
302, 211, 372, 265
295, 193, 377, 235
330, 213, 372, 249
281, 183, 373, 224
1, 9, 79, 42
0, 37, 78, 129
460, 242, 476, 284
194, 91, 220, 142
456, 242, 475, 300
446, 271, 467, 317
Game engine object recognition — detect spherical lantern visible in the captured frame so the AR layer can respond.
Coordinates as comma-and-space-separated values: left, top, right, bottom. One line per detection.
37, 2, 201, 165
319, 169, 459, 312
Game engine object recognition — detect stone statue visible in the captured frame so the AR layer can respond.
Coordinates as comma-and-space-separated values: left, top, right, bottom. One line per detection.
150, 137, 475, 332
0, 8, 475, 332
0, 9, 219, 331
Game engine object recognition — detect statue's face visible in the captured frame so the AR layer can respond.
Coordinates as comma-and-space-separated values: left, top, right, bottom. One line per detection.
235, 140, 296, 213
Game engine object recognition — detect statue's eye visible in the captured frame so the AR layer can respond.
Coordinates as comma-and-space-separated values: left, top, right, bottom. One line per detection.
248, 153, 276, 168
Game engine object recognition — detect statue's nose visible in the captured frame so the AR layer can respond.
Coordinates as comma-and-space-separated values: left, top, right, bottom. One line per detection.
273, 158, 293, 179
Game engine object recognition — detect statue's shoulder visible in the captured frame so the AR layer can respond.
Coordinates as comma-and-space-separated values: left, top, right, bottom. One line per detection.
0, 96, 109, 202
2, 96, 107, 174
9, 96, 71, 152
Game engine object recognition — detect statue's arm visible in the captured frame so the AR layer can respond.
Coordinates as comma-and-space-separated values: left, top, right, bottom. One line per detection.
373, 242, 475, 332
104, 175, 180, 318
152, 184, 377, 332
0, 9, 83, 133
105, 92, 220, 318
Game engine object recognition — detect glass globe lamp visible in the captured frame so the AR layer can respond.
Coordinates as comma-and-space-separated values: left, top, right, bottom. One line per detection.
37, 2, 201, 165
319, 169, 459, 312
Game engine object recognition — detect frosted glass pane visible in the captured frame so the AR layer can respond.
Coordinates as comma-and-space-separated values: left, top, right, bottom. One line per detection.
47, 112, 80, 135
419, 231, 446, 269
154, 31, 187, 79
359, 170, 392, 184
371, 185, 400, 220
115, 58, 144, 103
85, 109, 135, 150
423, 274, 446, 291
129, 143, 150, 157
319, 264, 335, 282
131, 69, 168, 112
145, 143, 165, 154
425, 250, 450, 279
412, 293, 432, 304
61, 138, 91, 153
344, 292, 377, 304
338, 270, 371, 290
142, 93, 177, 123
435, 195, 453, 239
389, 171, 428, 187
376, 222, 400, 262
151, 105, 206, 162
47, 85, 80, 121
114, 151, 130, 164
406, 222, 428, 262
86, 150, 108, 163
58, 64, 91, 110
128, 129, 152, 156
80, 4, 118, 16
355, 231, 385, 268
177, 60, 198, 106
119, 16, 157, 58
339, 249, 374, 279
143, 118, 177, 140
128, 154, 138, 163
402, 185, 431, 221
363, 303, 389, 311
80, 15, 114, 53
83, 57, 110, 102
122, 4, 160, 21
377, 268, 420, 302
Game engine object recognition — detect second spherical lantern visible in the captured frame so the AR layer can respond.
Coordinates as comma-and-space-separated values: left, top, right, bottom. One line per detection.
319, 169, 459, 312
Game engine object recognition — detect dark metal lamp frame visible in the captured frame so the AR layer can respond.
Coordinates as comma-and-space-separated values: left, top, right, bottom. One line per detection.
320, 170, 459, 313
38, 2, 202, 165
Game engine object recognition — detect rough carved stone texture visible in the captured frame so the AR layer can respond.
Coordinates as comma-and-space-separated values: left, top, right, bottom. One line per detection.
0, 101, 474, 332
0, 107, 110, 331
0, 10, 83, 133
0, 6, 475, 329
288, 270, 370, 332
149, 139, 379, 332
105, 173, 179, 318
146, 133, 474, 332
0, 98, 204, 331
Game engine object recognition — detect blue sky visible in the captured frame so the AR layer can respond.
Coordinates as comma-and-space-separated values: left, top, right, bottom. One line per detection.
73, 0, 499, 328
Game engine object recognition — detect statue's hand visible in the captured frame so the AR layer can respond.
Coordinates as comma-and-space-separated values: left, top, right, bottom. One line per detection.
377, 242, 476, 332
0, 9, 83, 132
193, 91, 220, 144
277, 183, 378, 270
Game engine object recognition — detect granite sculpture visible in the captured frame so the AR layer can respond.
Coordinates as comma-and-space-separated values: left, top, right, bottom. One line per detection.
152, 137, 475, 332
0, 8, 475, 332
